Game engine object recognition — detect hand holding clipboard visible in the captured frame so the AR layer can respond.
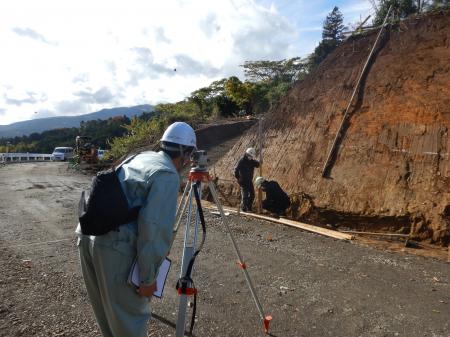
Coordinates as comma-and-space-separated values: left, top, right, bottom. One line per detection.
128, 258, 172, 298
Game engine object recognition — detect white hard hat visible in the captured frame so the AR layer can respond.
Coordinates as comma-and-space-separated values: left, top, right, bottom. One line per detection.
255, 176, 265, 188
160, 122, 196, 147
245, 147, 256, 158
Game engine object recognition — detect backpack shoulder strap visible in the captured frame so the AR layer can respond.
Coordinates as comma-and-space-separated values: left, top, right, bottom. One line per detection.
114, 153, 139, 172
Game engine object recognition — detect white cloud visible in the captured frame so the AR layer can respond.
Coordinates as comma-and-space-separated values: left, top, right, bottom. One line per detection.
11, 27, 56, 45
73, 87, 118, 104
0, 0, 372, 126
54, 99, 89, 115
3, 88, 47, 106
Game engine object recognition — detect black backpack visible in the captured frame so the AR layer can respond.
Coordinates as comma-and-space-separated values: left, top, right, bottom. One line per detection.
78, 155, 141, 236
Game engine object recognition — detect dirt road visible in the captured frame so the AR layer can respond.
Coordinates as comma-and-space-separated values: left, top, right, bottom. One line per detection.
0, 162, 449, 337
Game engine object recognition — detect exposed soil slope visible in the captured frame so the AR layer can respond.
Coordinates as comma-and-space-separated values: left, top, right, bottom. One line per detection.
214, 9, 450, 245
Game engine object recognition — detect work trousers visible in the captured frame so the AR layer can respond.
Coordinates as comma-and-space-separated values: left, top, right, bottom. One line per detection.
77, 226, 151, 337
262, 199, 289, 215
240, 183, 255, 212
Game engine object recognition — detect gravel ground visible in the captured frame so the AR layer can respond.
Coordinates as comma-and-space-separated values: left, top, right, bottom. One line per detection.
0, 162, 449, 337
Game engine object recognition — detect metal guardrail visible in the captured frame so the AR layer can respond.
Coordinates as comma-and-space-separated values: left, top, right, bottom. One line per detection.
0, 153, 54, 163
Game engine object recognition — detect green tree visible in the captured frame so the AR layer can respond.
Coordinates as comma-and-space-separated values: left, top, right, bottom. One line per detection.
249, 82, 270, 114
212, 95, 240, 117
371, 0, 418, 25
189, 87, 214, 119
307, 40, 337, 70
154, 100, 199, 124
242, 57, 306, 83
322, 6, 346, 43
307, 7, 346, 70
108, 100, 205, 159
224, 76, 255, 114
188, 78, 241, 118
239, 58, 308, 113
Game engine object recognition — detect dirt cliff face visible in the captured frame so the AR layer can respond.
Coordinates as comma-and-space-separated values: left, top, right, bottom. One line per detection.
214, 9, 450, 245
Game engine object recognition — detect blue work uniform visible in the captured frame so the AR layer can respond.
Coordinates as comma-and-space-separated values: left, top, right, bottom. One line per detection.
76, 151, 180, 337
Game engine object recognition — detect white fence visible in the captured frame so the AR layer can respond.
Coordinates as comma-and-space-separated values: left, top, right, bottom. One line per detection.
0, 153, 54, 163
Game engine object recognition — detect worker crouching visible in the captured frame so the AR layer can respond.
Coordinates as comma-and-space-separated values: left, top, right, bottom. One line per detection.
255, 176, 291, 218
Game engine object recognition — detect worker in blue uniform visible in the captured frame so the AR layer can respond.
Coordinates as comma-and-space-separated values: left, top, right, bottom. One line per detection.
76, 122, 196, 337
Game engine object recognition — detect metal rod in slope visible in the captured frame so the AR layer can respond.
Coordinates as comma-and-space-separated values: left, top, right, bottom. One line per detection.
257, 116, 264, 214
321, 5, 393, 178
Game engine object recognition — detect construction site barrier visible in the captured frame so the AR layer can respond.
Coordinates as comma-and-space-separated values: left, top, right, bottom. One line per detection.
1, 153, 54, 163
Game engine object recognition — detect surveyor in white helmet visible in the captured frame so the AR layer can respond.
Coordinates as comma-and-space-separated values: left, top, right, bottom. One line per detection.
77, 121, 196, 337
234, 147, 260, 212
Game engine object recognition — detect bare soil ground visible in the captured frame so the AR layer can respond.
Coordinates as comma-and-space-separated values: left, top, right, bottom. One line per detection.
0, 162, 449, 337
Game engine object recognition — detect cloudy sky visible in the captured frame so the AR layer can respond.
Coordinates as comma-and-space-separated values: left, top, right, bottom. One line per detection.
0, 0, 372, 126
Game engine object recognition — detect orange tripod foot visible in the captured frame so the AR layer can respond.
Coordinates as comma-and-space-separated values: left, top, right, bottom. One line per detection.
263, 315, 272, 333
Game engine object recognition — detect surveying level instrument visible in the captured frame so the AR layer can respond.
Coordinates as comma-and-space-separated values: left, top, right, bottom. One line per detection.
173, 150, 272, 336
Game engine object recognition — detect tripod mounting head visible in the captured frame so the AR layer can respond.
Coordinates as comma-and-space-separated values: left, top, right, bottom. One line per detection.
190, 150, 209, 172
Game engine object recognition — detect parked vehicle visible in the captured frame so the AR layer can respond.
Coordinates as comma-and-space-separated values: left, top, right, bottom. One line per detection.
52, 147, 74, 161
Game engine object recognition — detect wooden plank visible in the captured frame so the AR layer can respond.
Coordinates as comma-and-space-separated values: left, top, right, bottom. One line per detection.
339, 230, 409, 238
273, 217, 354, 241
206, 205, 354, 241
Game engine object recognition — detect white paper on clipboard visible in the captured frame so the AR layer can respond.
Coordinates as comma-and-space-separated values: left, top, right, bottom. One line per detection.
128, 258, 172, 298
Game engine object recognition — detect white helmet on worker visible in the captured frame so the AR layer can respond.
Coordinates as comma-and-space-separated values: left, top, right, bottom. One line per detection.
254, 176, 265, 188
245, 147, 256, 159
160, 122, 196, 151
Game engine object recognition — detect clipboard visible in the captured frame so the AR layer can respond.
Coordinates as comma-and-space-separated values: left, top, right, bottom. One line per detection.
128, 257, 172, 298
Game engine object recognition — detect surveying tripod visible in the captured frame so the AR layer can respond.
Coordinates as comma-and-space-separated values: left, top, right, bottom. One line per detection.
173, 150, 272, 336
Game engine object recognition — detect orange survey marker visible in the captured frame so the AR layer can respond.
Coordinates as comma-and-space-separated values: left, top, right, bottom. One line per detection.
237, 261, 247, 269
264, 315, 273, 333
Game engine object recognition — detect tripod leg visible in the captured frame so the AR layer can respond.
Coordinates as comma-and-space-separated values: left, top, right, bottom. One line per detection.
170, 182, 192, 254
175, 181, 191, 232
176, 183, 202, 337
208, 182, 272, 333
175, 246, 194, 337
176, 185, 194, 337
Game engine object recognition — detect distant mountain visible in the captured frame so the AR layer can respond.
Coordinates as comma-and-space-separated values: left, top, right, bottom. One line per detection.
0, 104, 154, 138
